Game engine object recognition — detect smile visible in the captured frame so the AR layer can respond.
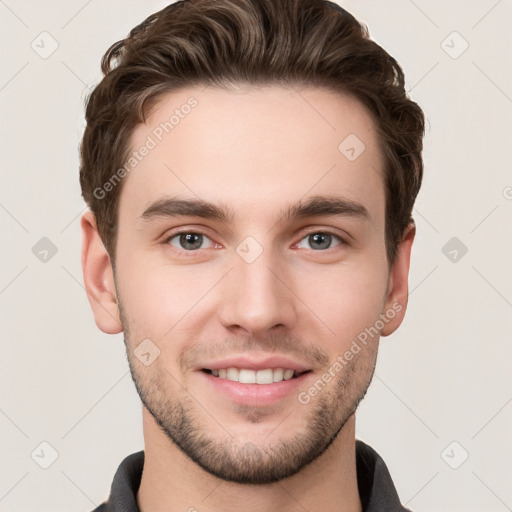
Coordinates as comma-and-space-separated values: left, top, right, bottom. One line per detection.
202, 367, 310, 384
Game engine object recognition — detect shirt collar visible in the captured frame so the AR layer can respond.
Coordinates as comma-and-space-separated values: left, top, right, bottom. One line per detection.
93, 440, 411, 511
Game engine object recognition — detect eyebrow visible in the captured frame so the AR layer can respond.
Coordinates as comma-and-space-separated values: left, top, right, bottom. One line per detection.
139, 197, 234, 224
138, 194, 370, 225
281, 194, 370, 223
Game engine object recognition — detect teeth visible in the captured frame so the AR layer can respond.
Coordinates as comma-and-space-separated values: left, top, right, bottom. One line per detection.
283, 369, 294, 380
239, 369, 255, 384
227, 367, 239, 381
256, 369, 273, 384
210, 367, 299, 384
273, 368, 284, 382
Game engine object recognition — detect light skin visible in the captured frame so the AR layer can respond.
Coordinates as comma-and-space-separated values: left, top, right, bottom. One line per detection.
81, 85, 414, 512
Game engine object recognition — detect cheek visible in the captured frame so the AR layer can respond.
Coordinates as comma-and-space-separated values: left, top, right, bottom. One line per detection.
116, 257, 221, 339
294, 260, 388, 347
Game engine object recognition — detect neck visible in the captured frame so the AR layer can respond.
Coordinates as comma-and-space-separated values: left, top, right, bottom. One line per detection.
137, 407, 362, 512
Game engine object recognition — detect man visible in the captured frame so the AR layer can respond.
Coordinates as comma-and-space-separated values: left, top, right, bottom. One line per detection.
79, 0, 425, 510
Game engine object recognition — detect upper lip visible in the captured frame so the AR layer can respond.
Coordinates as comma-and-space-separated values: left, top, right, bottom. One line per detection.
199, 355, 311, 373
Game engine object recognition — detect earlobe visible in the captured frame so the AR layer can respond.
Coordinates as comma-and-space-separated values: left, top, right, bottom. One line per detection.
80, 210, 123, 334
380, 223, 416, 337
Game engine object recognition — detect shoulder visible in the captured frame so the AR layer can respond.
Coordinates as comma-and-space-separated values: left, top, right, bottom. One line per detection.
355, 440, 412, 512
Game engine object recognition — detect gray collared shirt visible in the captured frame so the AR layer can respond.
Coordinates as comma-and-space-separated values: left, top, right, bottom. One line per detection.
91, 440, 411, 511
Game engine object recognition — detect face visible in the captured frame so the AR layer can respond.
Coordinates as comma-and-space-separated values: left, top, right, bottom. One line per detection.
83, 85, 412, 484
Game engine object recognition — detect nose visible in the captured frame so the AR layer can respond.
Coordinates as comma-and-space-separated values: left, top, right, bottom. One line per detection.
218, 249, 297, 337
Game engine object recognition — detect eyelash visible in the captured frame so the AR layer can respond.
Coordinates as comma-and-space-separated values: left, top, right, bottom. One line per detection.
163, 230, 219, 256
163, 229, 348, 254
295, 230, 347, 249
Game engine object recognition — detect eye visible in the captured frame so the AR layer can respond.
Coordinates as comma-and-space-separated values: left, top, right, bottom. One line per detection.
296, 232, 343, 251
166, 231, 215, 251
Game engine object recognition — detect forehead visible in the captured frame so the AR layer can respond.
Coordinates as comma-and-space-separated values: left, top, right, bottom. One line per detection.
118, 85, 385, 227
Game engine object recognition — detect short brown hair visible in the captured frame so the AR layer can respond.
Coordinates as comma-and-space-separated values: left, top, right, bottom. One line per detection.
79, 0, 425, 265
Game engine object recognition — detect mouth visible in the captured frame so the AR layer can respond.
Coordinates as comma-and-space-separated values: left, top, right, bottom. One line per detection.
201, 367, 311, 384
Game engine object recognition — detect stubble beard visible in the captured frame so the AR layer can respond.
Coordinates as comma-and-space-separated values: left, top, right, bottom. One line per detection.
125, 336, 377, 484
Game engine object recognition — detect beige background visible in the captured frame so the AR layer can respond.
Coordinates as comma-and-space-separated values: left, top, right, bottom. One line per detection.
1, 0, 511, 511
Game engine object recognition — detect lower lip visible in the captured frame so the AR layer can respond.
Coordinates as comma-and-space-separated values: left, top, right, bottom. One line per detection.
199, 371, 311, 406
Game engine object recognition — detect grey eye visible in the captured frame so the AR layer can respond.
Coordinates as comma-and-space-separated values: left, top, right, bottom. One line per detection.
296, 232, 342, 250
169, 232, 212, 250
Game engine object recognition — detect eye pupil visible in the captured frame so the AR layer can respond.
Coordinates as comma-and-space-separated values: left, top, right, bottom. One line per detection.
180, 233, 202, 250
309, 233, 331, 250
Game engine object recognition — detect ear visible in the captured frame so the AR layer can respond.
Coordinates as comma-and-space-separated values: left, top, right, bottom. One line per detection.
80, 210, 123, 334
380, 223, 415, 337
